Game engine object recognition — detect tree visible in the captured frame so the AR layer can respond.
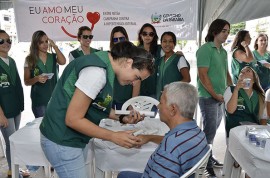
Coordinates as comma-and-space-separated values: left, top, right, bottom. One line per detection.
230, 22, 246, 35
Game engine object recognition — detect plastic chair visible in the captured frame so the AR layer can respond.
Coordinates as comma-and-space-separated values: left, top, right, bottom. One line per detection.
180, 147, 211, 178
120, 96, 159, 118
0, 132, 6, 157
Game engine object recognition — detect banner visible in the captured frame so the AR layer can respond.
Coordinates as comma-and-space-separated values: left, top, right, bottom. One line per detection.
13, 0, 198, 42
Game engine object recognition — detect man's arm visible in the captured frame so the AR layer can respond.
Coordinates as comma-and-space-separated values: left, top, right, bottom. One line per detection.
198, 67, 224, 102
137, 135, 163, 145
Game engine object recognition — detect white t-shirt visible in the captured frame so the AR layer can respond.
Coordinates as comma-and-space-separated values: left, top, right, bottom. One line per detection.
177, 56, 189, 70
75, 66, 106, 100
0, 57, 9, 66
265, 89, 270, 102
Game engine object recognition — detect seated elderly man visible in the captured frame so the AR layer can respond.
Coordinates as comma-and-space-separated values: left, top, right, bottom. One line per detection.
118, 82, 209, 178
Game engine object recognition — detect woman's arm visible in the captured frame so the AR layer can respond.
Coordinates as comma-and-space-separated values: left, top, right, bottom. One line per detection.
48, 38, 66, 65
179, 67, 191, 83
234, 42, 254, 63
226, 81, 244, 113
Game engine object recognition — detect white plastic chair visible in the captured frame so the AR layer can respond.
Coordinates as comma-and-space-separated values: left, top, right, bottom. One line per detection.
180, 147, 211, 178
120, 96, 159, 118
0, 132, 6, 157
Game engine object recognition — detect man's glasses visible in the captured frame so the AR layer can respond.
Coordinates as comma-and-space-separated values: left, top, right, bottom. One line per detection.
113, 37, 126, 43
141, 32, 155, 37
81, 35, 94, 40
0, 38, 12, 45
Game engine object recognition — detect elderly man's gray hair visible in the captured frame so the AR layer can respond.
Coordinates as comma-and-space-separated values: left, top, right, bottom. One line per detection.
164, 82, 198, 119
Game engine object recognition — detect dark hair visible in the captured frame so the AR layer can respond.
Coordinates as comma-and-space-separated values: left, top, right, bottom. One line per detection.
137, 23, 158, 55
231, 30, 249, 52
110, 26, 129, 50
205, 19, 230, 42
0, 29, 7, 34
254, 33, 268, 50
26, 30, 47, 69
77, 26, 91, 40
161, 31, 176, 46
111, 41, 154, 75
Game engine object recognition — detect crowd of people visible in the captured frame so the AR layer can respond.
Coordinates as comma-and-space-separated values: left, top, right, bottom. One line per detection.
0, 18, 270, 178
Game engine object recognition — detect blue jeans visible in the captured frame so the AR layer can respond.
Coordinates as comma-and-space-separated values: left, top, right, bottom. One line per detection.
32, 105, 46, 118
199, 97, 223, 168
40, 134, 88, 178
117, 171, 143, 178
0, 113, 21, 170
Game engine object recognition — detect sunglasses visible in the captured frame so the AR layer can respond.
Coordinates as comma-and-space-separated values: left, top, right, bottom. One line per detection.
141, 32, 155, 37
0, 38, 12, 45
113, 37, 126, 43
81, 35, 94, 40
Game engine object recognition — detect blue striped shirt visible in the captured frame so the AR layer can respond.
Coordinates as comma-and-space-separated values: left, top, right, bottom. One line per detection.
142, 121, 209, 178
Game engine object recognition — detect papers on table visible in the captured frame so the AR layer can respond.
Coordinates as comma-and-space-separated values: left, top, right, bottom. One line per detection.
41, 73, 54, 79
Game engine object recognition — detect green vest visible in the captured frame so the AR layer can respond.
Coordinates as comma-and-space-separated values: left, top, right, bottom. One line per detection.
225, 86, 260, 137
30, 53, 58, 107
113, 79, 133, 105
252, 50, 270, 91
138, 45, 162, 98
156, 53, 190, 99
231, 48, 253, 84
70, 47, 99, 59
0, 57, 24, 118
40, 51, 114, 148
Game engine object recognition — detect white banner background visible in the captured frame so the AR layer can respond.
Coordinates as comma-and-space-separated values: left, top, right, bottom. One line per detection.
13, 0, 198, 42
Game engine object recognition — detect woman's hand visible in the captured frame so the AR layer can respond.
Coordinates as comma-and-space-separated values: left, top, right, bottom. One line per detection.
0, 115, 8, 128
37, 74, 48, 84
48, 38, 57, 48
240, 41, 248, 48
122, 110, 145, 124
235, 78, 245, 90
111, 130, 142, 148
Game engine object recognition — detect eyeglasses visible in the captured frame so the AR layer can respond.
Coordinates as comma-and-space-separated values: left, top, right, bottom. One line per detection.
113, 37, 126, 43
81, 35, 94, 40
141, 32, 155, 37
0, 38, 12, 45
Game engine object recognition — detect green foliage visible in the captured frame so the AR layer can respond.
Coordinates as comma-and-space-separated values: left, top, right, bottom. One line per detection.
230, 22, 246, 35
177, 40, 187, 49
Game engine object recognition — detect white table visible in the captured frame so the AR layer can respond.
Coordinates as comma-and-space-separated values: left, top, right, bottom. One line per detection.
223, 125, 270, 178
9, 118, 51, 178
94, 118, 169, 178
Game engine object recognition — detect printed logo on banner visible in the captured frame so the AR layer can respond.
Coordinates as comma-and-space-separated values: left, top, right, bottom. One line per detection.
151, 13, 162, 24
62, 11, 100, 38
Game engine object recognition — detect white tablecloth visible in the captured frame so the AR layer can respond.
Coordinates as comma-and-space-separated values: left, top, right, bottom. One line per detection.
94, 118, 169, 173
225, 125, 270, 178
9, 118, 50, 178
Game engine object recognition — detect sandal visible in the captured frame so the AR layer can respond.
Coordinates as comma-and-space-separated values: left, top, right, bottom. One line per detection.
19, 169, 31, 177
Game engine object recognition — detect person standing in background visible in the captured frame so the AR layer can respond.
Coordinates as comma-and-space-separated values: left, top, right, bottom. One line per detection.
68, 26, 99, 62
0, 30, 24, 178
231, 30, 254, 84
156, 31, 190, 100
196, 19, 232, 178
252, 33, 270, 91
136, 23, 162, 99
109, 26, 140, 109
24, 30, 66, 118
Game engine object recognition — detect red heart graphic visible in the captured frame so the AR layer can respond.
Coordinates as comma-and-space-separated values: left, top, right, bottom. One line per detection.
87, 12, 100, 25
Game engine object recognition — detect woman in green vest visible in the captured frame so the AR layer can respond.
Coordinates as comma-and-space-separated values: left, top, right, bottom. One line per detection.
40, 41, 154, 178
24, 30, 66, 118
0, 30, 24, 177
68, 26, 99, 62
110, 26, 140, 109
224, 66, 265, 137
156, 31, 190, 99
137, 23, 162, 99
252, 33, 270, 91
231, 30, 254, 84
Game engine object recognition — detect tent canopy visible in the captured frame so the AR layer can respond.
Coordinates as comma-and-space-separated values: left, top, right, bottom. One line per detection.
2, 0, 270, 35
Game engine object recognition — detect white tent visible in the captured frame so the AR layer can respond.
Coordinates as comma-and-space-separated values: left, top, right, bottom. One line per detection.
197, 0, 270, 45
